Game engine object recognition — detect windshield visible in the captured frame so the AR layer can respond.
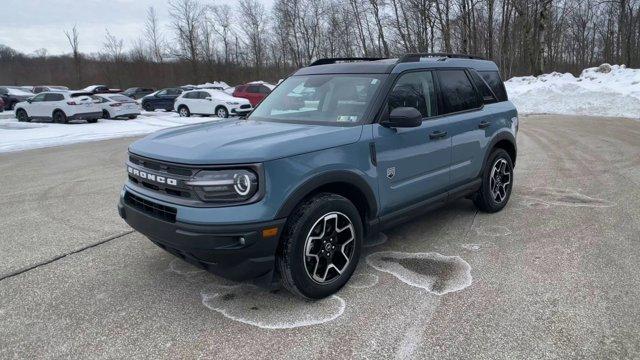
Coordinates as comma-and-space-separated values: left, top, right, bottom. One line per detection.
248, 74, 386, 125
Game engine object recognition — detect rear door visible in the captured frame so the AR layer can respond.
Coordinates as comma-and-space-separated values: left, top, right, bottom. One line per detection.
44, 93, 66, 116
435, 69, 487, 187
374, 70, 452, 215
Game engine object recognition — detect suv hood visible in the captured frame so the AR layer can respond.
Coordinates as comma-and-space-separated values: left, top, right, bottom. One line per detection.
129, 119, 363, 165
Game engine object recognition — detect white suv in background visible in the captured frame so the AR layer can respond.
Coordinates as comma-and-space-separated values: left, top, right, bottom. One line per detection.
174, 89, 252, 118
14, 91, 102, 123
93, 94, 141, 120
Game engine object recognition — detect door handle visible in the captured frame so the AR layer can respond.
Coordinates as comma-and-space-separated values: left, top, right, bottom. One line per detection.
429, 130, 448, 139
478, 120, 491, 129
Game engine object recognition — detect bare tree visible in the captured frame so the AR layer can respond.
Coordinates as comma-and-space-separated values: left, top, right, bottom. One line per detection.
64, 25, 81, 86
169, 0, 205, 82
144, 6, 166, 63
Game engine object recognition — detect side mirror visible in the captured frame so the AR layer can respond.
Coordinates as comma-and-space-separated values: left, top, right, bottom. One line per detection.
383, 107, 422, 128
26, 99, 33, 103
205, 96, 212, 101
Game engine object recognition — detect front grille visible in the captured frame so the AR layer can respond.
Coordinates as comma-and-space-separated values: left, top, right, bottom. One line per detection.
240, 104, 251, 109
125, 192, 177, 223
128, 154, 196, 199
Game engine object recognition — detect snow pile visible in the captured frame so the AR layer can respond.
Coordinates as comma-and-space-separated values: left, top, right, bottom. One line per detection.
0, 111, 220, 153
506, 64, 640, 118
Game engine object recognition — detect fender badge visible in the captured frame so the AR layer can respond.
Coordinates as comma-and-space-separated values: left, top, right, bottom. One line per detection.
387, 167, 396, 179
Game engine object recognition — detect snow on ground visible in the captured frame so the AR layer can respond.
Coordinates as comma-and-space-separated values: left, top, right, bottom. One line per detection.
0, 111, 220, 153
506, 64, 640, 119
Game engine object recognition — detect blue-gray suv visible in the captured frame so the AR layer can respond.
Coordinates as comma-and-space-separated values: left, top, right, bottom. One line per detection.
118, 53, 518, 299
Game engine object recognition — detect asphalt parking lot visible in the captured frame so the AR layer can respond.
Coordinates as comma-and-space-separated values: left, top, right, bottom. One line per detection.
1, 114, 639, 359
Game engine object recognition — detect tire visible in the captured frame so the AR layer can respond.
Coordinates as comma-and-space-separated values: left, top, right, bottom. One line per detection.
102, 110, 111, 119
128, 115, 137, 120
16, 109, 29, 122
53, 110, 68, 124
215, 106, 229, 118
473, 148, 514, 213
178, 106, 190, 117
142, 103, 153, 112
277, 193, 363, 299
87, 118, 98, 123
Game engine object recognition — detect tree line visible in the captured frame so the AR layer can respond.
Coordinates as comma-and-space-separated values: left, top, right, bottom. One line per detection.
1, 0, 639, 89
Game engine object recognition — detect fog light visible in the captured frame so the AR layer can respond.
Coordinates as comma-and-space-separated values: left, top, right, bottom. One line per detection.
239, 237, 246, 246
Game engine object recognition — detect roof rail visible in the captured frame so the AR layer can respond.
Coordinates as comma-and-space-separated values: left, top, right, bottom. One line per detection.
397, 53, 485, 63
308, 57, 387, 66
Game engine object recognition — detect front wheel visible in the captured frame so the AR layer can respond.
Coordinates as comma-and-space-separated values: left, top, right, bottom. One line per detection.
142, 103, 153, 112
473, 148, 514, 213
215, 106, 229, 118
277, 193, 362, 299
16, 109, 29, 122
102, 110, 111, 119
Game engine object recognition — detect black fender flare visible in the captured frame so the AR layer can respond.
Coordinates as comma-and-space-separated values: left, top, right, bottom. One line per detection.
274, 170, 378, 219
482, 131, 517, 170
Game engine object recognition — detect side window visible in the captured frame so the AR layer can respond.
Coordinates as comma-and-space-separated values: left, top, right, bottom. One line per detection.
199, 91, 210, 99
469, 70, 497, 104
438, 70, 482, 114
44, 93, 64, 101
0, 88, 7, 95
479, 71, 508, 102
388, 71, 438, 118
157, 89, 168, 96
168, 89, 182, 96
31, 93, 47, 102
259, 86, 271, 94
247, 85, 260, 93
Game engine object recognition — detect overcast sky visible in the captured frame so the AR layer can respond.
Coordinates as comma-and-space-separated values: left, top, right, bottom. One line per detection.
0, 0, 272, 55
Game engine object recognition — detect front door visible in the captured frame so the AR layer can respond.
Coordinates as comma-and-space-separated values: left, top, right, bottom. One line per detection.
374, 70, 452, 215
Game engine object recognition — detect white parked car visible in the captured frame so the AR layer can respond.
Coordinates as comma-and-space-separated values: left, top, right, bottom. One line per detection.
93, 94, 141, 120
14, 91, 102, 123
174, 89, 252, 118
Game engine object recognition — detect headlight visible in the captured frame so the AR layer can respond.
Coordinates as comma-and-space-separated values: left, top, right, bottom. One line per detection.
186, 169, 258, 203
226, 101, 240, 105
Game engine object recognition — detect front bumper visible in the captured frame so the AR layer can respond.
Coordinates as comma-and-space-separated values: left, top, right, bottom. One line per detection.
230, 106, 252, 116
69, 111, 102, 120
118, 190, 286, 285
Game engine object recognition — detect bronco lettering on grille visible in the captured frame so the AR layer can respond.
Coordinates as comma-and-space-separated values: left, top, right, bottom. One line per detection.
128, 166, 178, 186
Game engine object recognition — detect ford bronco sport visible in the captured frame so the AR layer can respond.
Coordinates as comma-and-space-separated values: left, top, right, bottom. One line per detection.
118, 53, 518, 299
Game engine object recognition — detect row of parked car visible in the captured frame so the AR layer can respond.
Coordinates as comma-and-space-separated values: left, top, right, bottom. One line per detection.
2, 81, 275, 124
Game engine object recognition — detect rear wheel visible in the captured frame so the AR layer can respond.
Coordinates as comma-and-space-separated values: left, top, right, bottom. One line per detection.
277, 193, 362, 299
16, 109, 29, 122
473, 148, 513, 213
102, 110, 111, 119
215, 106, 229, 118
142, 103, 153, 112
53, 110, 67, 124
128, 115, 137, 120
86, 118, 98, 124
178, 106, 190, 117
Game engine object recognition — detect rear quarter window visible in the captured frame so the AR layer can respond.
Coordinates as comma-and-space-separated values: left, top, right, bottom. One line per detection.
479, 71, 508, 102
438, 70, 482, 114
469, 70, 497, 104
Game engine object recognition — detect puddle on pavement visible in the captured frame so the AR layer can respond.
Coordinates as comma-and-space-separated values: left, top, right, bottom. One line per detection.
523, 187, 614, 207
366, 251, 472, 295
201, 284, 345, 329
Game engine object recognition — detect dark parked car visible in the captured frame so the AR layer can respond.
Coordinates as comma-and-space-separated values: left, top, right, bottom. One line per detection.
122, 87, 155, 100
140, 88, 183, 111
232, 83, 273, 107
32, 86, 69, 93
0, 86, 34, 111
